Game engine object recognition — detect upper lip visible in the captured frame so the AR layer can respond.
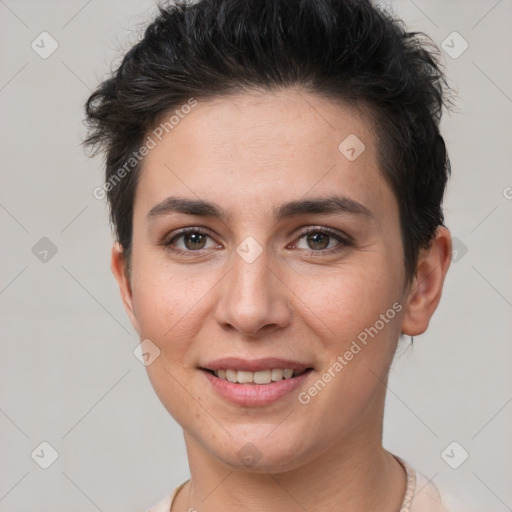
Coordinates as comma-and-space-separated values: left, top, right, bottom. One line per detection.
202, 357, 312, 372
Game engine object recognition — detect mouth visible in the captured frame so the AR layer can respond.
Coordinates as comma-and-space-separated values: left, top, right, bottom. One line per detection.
199, 357, 314, 406
201, 367, 313, 384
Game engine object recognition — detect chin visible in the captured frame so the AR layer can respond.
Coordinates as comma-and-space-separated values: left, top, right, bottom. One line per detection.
220, 450, 306, 474
209, 430, 317, 474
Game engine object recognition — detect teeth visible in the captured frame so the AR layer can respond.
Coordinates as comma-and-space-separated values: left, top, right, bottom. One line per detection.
226, 369, 237, 383
212, 368, 307, 384
271, 369, 284, 381
254, 370, 271, 384
283, 368, 293, 379
237, 370, 253, 384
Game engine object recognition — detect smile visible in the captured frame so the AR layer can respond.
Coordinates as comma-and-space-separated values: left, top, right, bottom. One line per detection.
200, 358, 314, 406
209, 368, 309, 384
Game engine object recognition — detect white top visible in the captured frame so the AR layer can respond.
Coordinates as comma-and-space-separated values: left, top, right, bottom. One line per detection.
145, 456, 472, 512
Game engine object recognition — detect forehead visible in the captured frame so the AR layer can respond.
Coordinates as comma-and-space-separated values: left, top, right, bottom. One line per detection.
134, 90, 395, 222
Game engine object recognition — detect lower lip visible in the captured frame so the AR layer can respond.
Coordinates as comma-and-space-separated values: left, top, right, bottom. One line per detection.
201, 369, 312, 407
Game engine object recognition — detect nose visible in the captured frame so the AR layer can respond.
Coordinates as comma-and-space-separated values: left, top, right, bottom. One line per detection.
214, 245, 292, 337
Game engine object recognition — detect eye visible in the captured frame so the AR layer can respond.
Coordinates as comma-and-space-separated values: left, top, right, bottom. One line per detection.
292, 227, 352, 255
160, 226, 352, 257
162, 227, 219, 255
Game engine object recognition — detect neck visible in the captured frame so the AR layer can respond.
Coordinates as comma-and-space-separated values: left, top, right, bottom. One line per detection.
175, 422, 407, 512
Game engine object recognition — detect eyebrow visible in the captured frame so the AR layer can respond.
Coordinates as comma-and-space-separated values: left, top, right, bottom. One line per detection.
146, 195, 373, 223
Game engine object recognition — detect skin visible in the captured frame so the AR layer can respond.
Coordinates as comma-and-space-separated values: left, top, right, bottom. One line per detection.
111, 89, 452, 512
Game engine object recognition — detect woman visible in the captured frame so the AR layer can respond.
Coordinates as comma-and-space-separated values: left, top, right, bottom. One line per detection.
84, 0, 469, 510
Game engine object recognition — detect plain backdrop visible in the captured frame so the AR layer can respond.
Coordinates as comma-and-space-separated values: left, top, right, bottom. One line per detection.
0, 1, 511, 511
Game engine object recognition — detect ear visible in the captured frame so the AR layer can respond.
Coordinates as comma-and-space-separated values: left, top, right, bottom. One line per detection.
401, 226, 452, 336
111, 242, 140, 335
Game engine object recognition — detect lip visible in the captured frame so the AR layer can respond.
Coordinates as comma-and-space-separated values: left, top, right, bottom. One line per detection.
202, 357, 312, 373
201, 367, 313, 407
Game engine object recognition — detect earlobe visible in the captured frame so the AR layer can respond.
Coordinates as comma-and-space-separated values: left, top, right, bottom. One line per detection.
110, 242, 140, 334
401, 227, 452, 337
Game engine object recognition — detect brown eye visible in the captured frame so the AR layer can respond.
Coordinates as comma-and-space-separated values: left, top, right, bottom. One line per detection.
305, 232, 331, 250
163, 228, 218, 255
293, 227, 352, 255
182, 232, 207, 250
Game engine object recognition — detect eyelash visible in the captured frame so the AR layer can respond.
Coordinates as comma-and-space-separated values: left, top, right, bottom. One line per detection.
161, 226, 353, 257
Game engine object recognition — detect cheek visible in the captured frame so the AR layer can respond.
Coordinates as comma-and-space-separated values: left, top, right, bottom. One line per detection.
129, 267, 206, 421
292, 269, 403, 438
129, 257, 218, 372
130, 250, 197, 332
293, 262, 403, 343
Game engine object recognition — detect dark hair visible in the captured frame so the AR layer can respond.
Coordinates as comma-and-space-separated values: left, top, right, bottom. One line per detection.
84, 0, 452, 282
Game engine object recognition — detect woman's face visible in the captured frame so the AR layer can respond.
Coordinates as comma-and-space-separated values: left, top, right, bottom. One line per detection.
113, 90, 435, 472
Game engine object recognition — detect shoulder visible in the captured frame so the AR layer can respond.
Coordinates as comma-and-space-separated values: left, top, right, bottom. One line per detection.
411, 470, 462, 512
144, 493, 173, 512
146, 468, 479, 512
144, 480, 189, 512
398, 457, 480, 512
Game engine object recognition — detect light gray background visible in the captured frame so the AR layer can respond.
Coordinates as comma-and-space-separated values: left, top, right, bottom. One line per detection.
0, 1, 511, 511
